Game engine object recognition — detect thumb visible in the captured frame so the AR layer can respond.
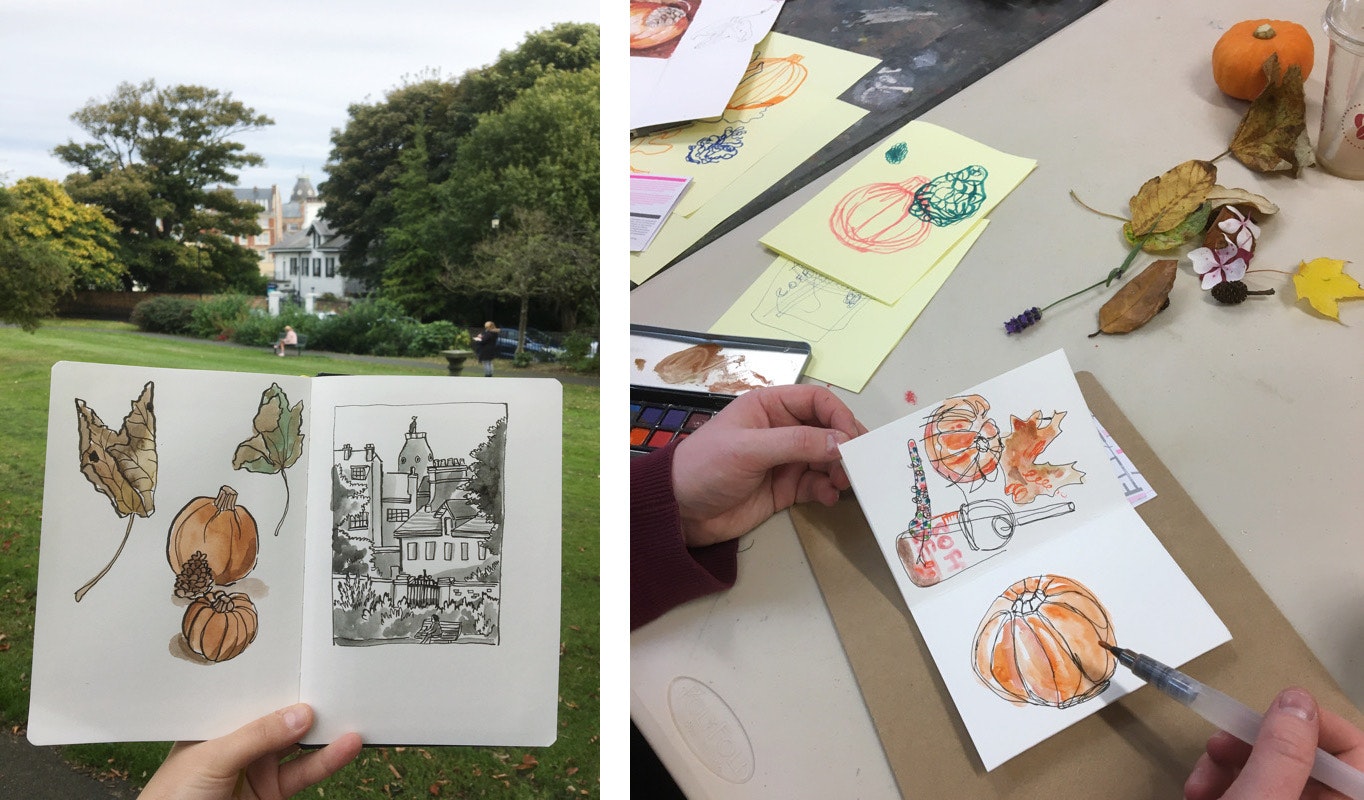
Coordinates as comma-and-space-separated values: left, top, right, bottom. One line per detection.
202, 703, 315, 775
1228, 688, 1320, 798
738, 426, 848, 473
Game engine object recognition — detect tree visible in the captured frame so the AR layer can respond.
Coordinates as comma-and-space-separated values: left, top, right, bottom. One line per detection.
320, 22, 599, 304
7, 177, 123, 290
54, 80, 272, 292
465, 416, 507, 556
0, 185, 74, 331
454, 207, 595, 343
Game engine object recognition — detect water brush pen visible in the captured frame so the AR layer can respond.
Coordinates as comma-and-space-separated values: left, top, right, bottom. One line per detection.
1101, 642, 1364, 800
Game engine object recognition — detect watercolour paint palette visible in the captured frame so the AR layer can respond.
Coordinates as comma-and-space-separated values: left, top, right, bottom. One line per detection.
630, 324, 811, 456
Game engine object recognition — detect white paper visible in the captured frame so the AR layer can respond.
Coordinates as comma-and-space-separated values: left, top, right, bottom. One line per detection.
1093, 414, 1157, 507
838, 350, 1228, 770
631, 173, 691, 252
29, 362, 561, 746
630, 0, 786, 129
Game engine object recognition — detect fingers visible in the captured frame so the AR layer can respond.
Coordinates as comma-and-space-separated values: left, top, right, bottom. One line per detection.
1184, 751, 1233, 800
748, 384, 864, 441
277, 732, 364, 798
737, 425, 849, 477
1224, 687, 1321, 799
203, 703, 316, 778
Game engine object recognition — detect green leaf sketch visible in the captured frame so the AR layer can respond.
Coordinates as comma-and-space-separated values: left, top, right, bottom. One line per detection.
74, 381, 157, 602
232, 383, 304, 537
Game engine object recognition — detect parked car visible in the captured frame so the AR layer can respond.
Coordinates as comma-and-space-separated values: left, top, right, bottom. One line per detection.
494, 327, 564, 361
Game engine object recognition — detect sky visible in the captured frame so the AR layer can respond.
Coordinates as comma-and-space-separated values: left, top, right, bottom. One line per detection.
0, 0, 599, 193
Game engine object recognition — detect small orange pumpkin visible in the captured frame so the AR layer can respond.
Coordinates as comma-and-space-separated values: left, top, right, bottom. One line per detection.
167, 485, 258, 585
1212, 19, 1314, 100
727, 54, 810, 111
630, 2, 691, 51
972, 575, 1116, 708
182, 589, 258, 663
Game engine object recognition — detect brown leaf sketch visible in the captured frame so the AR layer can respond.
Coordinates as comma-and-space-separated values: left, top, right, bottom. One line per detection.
73, 381, 158, 601
1001, 411, 1085, 504
972, 574, 1116, 708
1128, 160, 1216, 236
1090, 259, 1178, 337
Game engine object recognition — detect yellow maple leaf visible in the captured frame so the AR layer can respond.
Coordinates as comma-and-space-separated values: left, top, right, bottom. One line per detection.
1292, 258, 1364, 320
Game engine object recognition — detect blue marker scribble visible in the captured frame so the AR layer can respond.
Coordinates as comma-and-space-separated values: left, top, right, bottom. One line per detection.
686, 126, 746, 165
909, 165, 988, 226
885, 142, 908, 164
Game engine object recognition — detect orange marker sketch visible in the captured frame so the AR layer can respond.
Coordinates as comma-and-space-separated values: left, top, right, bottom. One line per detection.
971, 574, 1116, 709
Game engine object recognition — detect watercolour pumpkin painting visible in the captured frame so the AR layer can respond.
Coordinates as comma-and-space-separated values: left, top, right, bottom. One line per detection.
838, 349, 1229, 770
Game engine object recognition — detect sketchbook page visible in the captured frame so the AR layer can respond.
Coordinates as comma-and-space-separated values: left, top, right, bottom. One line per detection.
709, 222, 985, 393
630, 0, 786, 130
759, 121, 1036, 304
912, 508, 1230, 770
300, 376, 562, 746
29, 363, 310, 745
838, 349, 1131, 610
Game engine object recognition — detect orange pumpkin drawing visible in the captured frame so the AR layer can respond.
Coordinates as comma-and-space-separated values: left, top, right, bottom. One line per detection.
182, 589, 259, 663
167, 485, 258, 585
972, 575, 1116, 708
727, 54, 810, 111
921, 395, 1003, 487
828, 176, 933, 254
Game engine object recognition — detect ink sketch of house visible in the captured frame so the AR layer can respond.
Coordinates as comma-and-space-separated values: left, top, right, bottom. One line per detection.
331, 408, 506, 646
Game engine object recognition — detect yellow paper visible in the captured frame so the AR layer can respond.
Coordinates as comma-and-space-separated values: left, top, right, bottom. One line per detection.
710, 221, 987, 393
630, 100, 868, 286
760, 121, 1035, 304
630, 32, 879, 218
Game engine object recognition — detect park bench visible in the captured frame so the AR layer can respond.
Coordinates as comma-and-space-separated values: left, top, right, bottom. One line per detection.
282, 333, 308, 356
416, 615, 461, 644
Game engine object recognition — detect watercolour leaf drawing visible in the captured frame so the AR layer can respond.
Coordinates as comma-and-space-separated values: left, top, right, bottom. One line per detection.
1000, 412, 1086, 504
73, 381, 157, 602
232, 383, 304, 537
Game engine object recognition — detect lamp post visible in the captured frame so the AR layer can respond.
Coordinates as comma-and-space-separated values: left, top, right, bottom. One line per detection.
490, 213, 500, 232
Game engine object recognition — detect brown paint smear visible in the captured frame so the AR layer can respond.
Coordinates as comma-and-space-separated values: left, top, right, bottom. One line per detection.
652, 344, 773, 393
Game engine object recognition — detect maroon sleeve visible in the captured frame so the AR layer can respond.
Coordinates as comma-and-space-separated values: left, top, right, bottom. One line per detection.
631, 442, 737, 630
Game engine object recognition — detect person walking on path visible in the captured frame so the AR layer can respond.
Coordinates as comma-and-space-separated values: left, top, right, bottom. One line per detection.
472, 321, 499, 377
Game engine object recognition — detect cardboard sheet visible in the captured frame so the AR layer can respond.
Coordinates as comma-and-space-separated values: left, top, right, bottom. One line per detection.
791, 371, 1364, 796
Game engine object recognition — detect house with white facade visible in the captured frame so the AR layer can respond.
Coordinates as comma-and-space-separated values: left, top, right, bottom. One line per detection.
268, 218, 362, 299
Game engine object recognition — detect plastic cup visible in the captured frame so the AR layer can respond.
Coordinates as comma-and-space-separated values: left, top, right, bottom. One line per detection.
1317, 0, 1364, 178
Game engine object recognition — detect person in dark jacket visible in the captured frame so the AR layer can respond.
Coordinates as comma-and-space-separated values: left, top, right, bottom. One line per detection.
472, 321, 500, 377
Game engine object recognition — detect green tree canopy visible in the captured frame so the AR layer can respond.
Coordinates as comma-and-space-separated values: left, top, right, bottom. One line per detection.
54, 79, 272, 293
0, 185, 75, 331
320, 21, 599, 323
7, 177, 123, 290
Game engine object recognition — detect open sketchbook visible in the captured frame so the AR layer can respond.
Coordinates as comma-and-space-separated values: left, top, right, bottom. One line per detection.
838, 350, 1228, 770
28, 362, 561, 747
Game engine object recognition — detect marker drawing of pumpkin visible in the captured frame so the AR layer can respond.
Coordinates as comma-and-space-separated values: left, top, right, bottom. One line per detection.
630, 1, 693, 52
921, 395, 1003, 488
972, 574, 1116, 708
727, 54, 809, 111
828, 176, 933, 254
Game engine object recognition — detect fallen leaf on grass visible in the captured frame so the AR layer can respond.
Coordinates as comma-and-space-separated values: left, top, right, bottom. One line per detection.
1293, 258, 1364, 319
1090, 259, 1178, 336
515, 754, 539, 771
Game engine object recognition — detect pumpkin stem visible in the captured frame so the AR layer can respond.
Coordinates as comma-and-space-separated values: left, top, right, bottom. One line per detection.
74, 515, 136, 602
1253, 23, 1276, 39
213, 485, 238, 512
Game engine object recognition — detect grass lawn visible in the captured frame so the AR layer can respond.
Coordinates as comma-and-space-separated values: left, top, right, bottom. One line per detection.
0, 321, 599, 798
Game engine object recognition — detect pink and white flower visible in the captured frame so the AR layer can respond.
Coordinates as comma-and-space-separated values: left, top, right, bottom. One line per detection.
1189, 241, 1248, 289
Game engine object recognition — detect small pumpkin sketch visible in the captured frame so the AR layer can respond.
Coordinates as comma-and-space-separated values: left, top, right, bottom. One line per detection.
971, 574, 1116, 709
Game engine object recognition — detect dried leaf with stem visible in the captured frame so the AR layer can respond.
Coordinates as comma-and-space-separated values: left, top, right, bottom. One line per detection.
1229, 54, 1314, 175
1089, 259, 1179, 337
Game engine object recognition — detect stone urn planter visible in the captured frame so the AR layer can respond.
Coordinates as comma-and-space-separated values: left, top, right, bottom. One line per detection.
440, 349, 474, 375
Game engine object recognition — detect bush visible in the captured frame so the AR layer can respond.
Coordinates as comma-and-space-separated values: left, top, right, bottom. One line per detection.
130, 296, 198, 334
229, 307, 315, 348
189, 294, 255, 340
512, 350, 534, 368
562, 331, 593, 362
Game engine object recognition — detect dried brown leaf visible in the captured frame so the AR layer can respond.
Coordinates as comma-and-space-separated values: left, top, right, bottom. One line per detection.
76, 381, 157, 518
1230, 55, 1314, 175
1204, 186, 1279, 217
1090, 259, 1178, 336
1129, 160, 1217, 235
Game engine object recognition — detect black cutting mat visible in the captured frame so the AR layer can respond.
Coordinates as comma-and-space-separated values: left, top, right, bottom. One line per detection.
637, 0, 1106, 283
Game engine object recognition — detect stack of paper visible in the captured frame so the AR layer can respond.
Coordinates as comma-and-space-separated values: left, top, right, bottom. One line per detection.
630, 32, 879, 283
711, 121, 1036, 391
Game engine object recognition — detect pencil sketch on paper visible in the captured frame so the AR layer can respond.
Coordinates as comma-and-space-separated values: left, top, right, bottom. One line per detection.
895, 395, 1083, 587
828, 164, 989, 254
686, 10, 763, 49
971, 574, 1116, 709
748, 262, 869, 342
331, 404, 507, 647
72, 381, 157, 603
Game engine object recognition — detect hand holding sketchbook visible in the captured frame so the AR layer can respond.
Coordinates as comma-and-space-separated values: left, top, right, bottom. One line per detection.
29, 362, 561, 747
837, 350, 1228, 770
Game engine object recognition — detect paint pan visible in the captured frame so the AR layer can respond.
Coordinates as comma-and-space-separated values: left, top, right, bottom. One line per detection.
630, 324, 811, 456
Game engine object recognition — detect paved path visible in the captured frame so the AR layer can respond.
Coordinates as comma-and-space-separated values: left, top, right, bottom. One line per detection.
0, 731, 136, 798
